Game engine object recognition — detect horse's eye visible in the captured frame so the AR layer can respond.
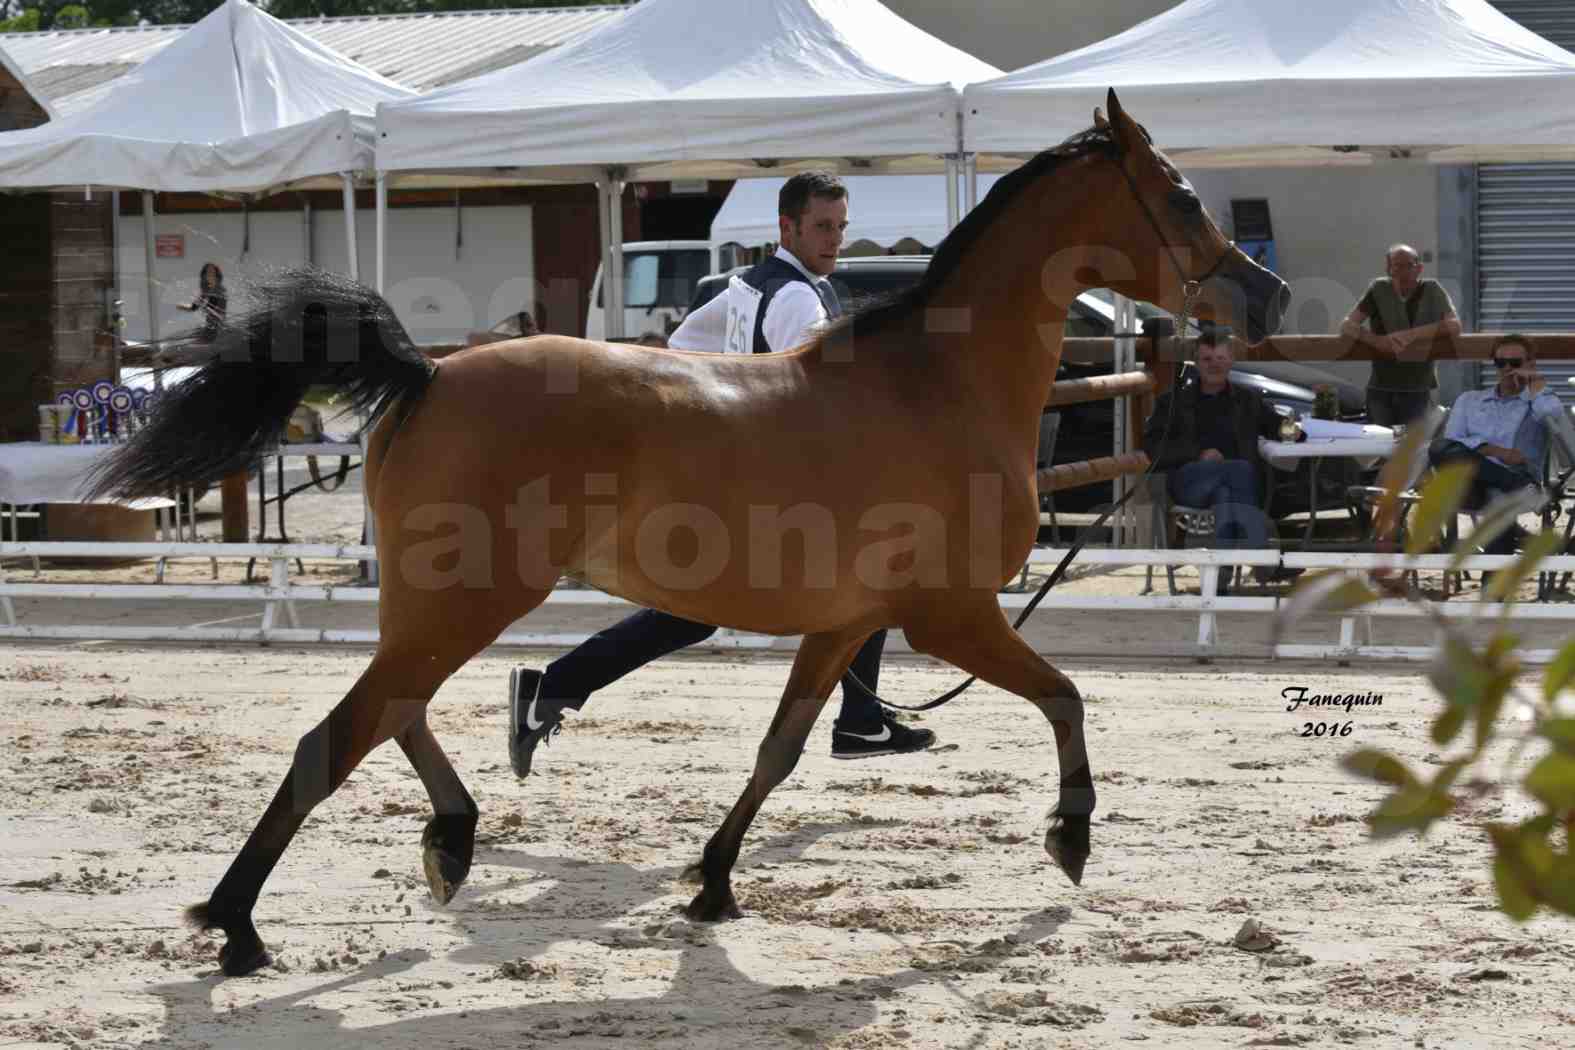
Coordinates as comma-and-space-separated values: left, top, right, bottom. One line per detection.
1170, 190, 1202, 215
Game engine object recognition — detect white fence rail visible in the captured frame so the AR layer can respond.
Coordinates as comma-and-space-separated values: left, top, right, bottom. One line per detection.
4, 541, 1574, 662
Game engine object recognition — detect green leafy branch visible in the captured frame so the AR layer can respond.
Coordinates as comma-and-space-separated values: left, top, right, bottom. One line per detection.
1275, 422, 1575, 922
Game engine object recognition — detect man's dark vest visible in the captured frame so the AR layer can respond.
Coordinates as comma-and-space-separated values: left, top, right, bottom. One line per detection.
727, 255, 842, 355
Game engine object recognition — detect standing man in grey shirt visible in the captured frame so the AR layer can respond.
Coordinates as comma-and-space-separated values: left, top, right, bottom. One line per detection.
1341, 243, 1462, 426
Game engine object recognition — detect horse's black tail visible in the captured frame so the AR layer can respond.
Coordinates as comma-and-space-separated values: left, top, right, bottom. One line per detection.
88, 267, 434, 502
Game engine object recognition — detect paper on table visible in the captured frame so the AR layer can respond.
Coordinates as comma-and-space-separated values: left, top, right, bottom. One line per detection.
1298, 419, 1392, 441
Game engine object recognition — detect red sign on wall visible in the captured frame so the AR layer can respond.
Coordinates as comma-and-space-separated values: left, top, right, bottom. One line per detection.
155, 234, 185, 259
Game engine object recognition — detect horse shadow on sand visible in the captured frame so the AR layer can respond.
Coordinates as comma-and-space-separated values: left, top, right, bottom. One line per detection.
147, 819, 1074, 1048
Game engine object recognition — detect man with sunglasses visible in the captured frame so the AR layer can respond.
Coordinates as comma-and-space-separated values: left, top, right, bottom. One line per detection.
1341, 244, 1461, 427
1428, 334, 1563, 556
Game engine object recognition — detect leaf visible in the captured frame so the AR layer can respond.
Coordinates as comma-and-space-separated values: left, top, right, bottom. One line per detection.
1485, 529, 1563, 602
1428, 636, 1488, 716
1367, 787, 1452, 840
1341, 748, 1419, 789
1370, 424, 1434, 542
1431, 704, 1468, 747
1538, 718, 1575, 757
1436, 705, 1467, 746
1493, 854, 1539, 921
1487, 822, 1550, 922
1545, 853, 1575, 917
1523, 753, 1575, 810
1543, 641, 1575, 705
1449, 486, 1545, 573
1275, 571, 1378, 641
1430, 758, 1470, 794
1406, 463, 1475, 556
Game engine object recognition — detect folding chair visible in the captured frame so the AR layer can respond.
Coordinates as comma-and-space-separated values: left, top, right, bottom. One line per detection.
1141, 472, 1217, 596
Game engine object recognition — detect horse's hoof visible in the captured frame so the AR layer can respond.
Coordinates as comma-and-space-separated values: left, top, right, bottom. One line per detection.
217, 932, 272, 977
1045, 814, 1091, 887
684, 886, 742, 922
187, 900, 271, 977
421, 817, 473, 905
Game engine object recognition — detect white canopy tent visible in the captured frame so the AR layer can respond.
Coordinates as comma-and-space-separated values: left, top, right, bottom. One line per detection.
963, 0, 1575, 168
376, 0, 1000, 337
710, 173, 1004, 252
0, 0, 413, 338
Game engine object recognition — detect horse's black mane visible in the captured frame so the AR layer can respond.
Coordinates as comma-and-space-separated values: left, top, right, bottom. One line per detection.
823, 125, 1120, 342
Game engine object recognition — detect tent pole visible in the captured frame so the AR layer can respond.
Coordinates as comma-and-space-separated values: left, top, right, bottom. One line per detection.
944, 156, 959, 231
141, 190, 159, 350
964, 154, 978, 212
608, 168, 627, 340
341, 173, 359, 282
374, 173, 388, 294
595, 174, 613, 339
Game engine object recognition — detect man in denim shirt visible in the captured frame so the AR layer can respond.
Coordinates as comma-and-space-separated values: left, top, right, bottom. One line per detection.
1430, 334, 1563, 555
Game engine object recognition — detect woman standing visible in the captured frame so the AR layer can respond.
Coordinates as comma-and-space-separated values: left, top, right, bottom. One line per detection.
178, 262, 227, 340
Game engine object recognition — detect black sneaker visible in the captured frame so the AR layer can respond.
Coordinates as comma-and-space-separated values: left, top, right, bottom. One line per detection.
508, 668, 565, 778
831, 713, 937, 760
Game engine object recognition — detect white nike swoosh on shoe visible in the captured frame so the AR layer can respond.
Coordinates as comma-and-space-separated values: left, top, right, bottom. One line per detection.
525, 696, 546, 732
838, 725, 891, 743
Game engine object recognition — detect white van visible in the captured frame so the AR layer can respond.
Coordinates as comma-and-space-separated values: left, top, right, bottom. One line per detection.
585, 240, 716, 342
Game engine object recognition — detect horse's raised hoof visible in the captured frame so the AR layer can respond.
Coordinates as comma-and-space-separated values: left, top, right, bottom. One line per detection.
1044, 813, 1091, 887
421, 816, 474, 905
684, 884, 742, 922
186, 901, 270, 977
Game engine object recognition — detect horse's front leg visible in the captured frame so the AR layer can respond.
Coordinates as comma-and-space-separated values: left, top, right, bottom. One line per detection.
905, 603, 1095, 885
684, 630, 871, 921
396, 715, 479, 905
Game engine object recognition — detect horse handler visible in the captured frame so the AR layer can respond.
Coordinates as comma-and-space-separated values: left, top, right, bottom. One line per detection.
507, 171, 937, 777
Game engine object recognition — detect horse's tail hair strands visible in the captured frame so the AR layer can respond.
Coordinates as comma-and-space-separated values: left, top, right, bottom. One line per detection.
87, 267, 434, 502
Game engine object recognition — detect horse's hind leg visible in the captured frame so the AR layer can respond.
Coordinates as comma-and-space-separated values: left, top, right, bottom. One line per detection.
188, 644, 478, 977
905, 603, 1095, 885
396, 715, 477, 905
685, 630, 870, 921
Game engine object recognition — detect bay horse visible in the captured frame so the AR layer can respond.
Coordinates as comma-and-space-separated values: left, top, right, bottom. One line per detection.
90, 90, 1289, 977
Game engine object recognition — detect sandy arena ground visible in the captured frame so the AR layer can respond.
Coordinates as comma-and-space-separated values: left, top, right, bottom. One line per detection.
5, 459, 1575, 1048
2, 644, 1573, 1050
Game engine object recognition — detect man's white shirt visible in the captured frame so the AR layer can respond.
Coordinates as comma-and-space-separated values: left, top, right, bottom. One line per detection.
668, 247, 830, 354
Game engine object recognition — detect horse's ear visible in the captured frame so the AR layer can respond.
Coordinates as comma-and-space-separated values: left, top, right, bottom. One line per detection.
1105, 88, 1143, 156
1093, 106, 1109, 130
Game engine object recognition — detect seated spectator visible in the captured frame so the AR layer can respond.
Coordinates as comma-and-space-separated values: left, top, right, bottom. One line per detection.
1142, 328, 1301, 592
1429, 333, 1562, 557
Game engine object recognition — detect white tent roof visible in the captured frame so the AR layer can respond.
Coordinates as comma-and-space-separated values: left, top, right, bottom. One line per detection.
963, 0, 1575, 166
710, 173, 1003, 248
0, 0, 414, 193
377, 0, 1001, 180
0, 42, 59, 122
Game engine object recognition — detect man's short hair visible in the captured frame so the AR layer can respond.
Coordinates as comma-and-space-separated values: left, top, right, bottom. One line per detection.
1196, 324, 1234, 351
779, 171, 847, 222
1386, 243, 1419, 265
1492, 332, 1535, 359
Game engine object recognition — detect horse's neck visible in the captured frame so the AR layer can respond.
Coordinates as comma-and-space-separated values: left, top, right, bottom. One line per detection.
924, 170, 1112, 426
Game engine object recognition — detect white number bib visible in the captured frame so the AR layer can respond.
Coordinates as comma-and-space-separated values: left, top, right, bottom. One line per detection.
723, 276, 763, 355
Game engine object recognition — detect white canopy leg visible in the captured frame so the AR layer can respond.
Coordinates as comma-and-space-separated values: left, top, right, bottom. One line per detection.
341, 173, 359, 283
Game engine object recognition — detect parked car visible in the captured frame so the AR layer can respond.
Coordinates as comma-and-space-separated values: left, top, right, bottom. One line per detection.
686, 257, 1350, 515
585, 240, 716, 342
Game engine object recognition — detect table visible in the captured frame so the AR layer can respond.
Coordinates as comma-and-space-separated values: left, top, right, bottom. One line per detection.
0, 442, 175, 510
1259, 427, 1396, 546
248, 442, 363, 580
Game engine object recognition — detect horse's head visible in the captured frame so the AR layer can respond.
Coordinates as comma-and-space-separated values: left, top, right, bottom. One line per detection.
1093, 90, 1289, 344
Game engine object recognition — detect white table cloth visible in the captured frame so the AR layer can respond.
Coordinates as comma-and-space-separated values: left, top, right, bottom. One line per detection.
0, 443, 174, 509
